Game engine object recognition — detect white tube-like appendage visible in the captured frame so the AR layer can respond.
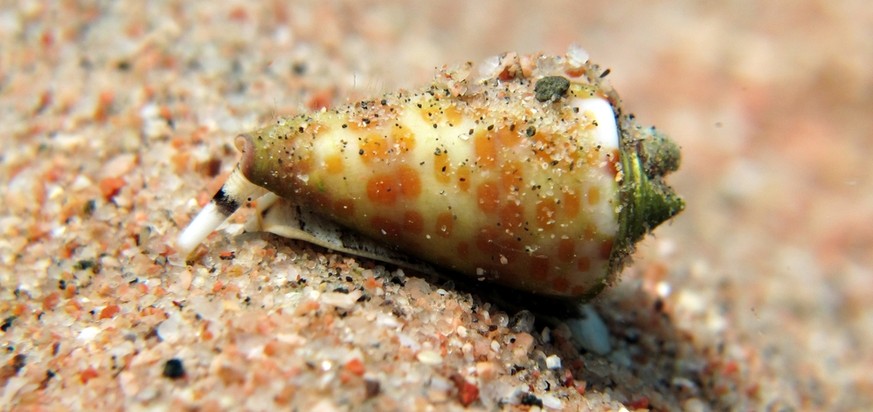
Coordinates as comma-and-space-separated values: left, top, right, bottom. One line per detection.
177, 202, 228, 256
176, 168, 268, 257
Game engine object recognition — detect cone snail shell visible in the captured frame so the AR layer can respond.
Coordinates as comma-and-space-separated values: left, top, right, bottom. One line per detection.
178, 49, 683, 299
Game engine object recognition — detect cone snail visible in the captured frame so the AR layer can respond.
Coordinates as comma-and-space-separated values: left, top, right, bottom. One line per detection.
178, 48, 683, 299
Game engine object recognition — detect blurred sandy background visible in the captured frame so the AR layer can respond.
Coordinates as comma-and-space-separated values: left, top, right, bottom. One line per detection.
1, 1, 871, 410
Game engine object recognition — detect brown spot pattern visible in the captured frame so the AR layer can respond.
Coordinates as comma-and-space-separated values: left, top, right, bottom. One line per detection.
325, 154, 344, 174
474, 133, 497, 169
476, 181, 500, 214
402, 211, 424, 234
558, 239, 576, 262
535, 198, 557, 228
499, 203, 525, 229
435, 212, 453, 238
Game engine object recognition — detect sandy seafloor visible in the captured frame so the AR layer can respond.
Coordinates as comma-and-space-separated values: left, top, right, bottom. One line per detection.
1, 1, 872, 411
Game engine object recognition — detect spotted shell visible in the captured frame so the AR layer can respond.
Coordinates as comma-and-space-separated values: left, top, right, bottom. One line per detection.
178, 49, 683, 299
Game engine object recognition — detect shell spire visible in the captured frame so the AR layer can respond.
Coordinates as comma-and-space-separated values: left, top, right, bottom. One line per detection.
178, 49, 683, 299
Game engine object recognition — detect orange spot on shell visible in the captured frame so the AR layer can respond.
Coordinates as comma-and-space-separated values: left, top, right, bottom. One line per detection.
325, 154, 344, 174
586, 150, 600, 167
599, 239, 614, 259
366, 165, 421, 205
457, 241, 469, 259
587, 186, 600, 205
434, 152, 451, 184
418, 107, 436, 124
533, 132, 555, 162
474, 227, 521, 264
333, 198, 355, 216
444, 105, 462, 125
558, 239, 576, 262
584, 224, 597, 240
436, 212, 453, 238
367, 176, 398, 205
360, 134, 389, 164
563, 191, 580, 218
605, 149, 621, 177
402, 211, 424, 234
293, 158, 312, 174
494, 236, 522, 263
499, 162, 523, 193
476, 181, 500, 214
531, 256, 550, 280
475, 227, 499, 255
457, 165, 472, 192
474, 132, 497, 169
499, 203, 525, 229
551, 277, 570, 293
371, 216, 401, 239
576, 256, 591, 272
495, 127, 521, 147
397, 165, 421, 198
535, 198, 557, 228
394, 129, 416, 153
308, 192, 331, 210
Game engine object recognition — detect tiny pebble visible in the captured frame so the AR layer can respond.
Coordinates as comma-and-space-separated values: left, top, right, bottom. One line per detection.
682, 398, 709, 412
545, 354, 562, 369
509, 310, 535, 333
156, 314, 183, 343
519, 392, 543, 407
534, 76, 571, 102
540, 393, 563, 410
364, 378, 381, 399
656, 281, 672, 298
566, 44, 590, 66
682, 398, 708, 412
320, 290, 363, 310
672, 376, 698, 390
77, 327, 100, 342
566, 304, 611, 355
417, 350, 443, 365
162, 358, 185, 379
